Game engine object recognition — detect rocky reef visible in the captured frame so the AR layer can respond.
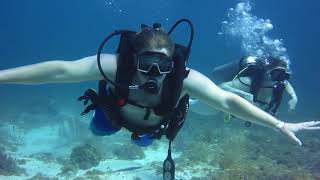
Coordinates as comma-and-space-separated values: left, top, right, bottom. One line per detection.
59, 143, 103, 176
172, 112, 318, 179
70, 143, 102, 170
0, 151, 25, 176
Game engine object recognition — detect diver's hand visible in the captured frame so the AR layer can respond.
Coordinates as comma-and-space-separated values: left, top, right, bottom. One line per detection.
288, 98, 297, 111
279, 121, 320, 146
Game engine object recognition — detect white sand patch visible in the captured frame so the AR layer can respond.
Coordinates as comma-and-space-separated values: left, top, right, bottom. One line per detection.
20, 157, 63, 177
134, 141, 178, 164
2, 123, 217, 180
72, 159, 162, 180
0, 175, 25, 180
15, 125, 77, 158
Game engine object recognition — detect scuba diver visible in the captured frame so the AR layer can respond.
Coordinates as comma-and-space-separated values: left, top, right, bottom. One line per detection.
0, 19, 318, 180
212, 56, 298, 116
190, 56, 298, 126
189, 56, 297, 120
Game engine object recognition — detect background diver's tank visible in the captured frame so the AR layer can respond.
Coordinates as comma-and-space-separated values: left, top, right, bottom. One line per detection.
211, 60, 240, 84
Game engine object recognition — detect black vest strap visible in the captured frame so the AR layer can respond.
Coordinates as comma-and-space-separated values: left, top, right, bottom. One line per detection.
115, 31, 137, 99
265, 81, 286, 115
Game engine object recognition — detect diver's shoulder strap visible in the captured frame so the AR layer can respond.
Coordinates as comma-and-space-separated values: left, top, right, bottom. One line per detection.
154, 44, 189, 116
115, 31, 137, 100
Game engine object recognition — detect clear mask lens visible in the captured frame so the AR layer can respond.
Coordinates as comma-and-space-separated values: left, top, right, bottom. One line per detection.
137, 52, 173, 74
270, 68, 290, 81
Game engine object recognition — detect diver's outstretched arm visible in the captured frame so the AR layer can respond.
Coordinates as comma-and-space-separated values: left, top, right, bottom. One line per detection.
0, 54, 116, 84
285, 81, 298, 111
184, 69, 320, 146
188, 99, 219, 116
219, 81, 254, 103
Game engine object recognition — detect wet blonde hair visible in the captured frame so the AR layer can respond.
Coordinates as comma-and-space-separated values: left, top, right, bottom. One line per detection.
134, 28, 175, 57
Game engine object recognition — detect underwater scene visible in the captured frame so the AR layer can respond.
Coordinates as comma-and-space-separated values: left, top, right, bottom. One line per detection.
0, 0, 320, 179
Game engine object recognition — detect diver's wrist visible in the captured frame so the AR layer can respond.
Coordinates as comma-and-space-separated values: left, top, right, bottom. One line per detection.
274, 120, 285, 131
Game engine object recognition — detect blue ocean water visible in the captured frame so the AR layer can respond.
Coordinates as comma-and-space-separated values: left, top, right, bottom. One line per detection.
0, 0, 320, 179
1, 0, 319, 113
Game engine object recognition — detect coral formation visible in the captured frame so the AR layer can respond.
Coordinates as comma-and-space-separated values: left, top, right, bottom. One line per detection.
173, 116, 318, 179
0, 151, 25, 176
69, 144, 102, 170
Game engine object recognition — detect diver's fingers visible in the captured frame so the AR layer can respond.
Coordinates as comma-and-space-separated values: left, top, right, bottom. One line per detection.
302, 127, 320, 130
281, 127, 302, 146
299, 121, 320, 127
288, 132, 302, 146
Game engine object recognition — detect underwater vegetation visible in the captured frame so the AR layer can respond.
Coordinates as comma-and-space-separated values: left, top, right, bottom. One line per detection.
59, 143, 102, 176
0, 111, 319, 179
0, 102, 318, 179
172, 112, 319, 179
0, 151, 24, 176
69, 143, 102, 170
178, 130, 315, 179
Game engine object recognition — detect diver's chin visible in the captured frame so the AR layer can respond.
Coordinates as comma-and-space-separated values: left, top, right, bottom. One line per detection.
140, 78, 161, 94
134, 72, 166, 94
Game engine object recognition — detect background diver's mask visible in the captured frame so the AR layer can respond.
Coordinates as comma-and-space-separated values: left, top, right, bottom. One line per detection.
269, 67, 291, 81
133, 51, 174, 94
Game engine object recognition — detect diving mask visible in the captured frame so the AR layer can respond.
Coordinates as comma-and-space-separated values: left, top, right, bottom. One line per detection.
269, 67, 291, 81
137, 51, 174, 75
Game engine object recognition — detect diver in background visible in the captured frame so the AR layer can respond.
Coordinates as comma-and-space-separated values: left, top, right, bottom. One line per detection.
215, 56, 298, 116
190, 56, 297, 118
0, 20, 317, 180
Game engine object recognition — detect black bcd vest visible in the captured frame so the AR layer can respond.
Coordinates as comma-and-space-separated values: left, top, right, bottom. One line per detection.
79, 30, 190, 141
